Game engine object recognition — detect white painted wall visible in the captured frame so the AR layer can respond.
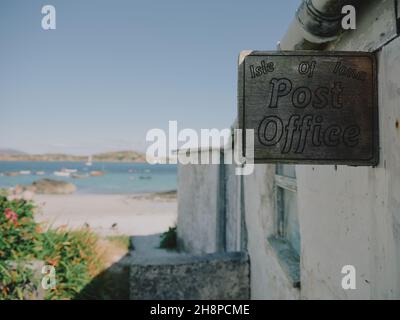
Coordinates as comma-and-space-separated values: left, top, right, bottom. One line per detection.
177, 0, 400, 300
225, 163, 241, 252
177, 150, 224, 254
239, 0, 400, 299
297, 32, 400, 301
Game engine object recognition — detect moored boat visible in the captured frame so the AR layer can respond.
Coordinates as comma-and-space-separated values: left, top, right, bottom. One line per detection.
54, 171, 71, 177
63, 169, 78, 173
86, 155, 93, 166
90, 170, 105, 177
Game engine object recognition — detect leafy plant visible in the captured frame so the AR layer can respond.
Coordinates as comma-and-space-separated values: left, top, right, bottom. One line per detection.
0, 196, 38, 261
0, 260, 37, 300
0, 196, 39, 299
159, 226, 177, 250
0, 195, 103, 300
36, 228, 102, 300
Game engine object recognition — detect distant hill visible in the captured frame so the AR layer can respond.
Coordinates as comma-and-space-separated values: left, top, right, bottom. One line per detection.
93, 151, 146, 162
0, 148, 27, 155
0, 150, 147, 163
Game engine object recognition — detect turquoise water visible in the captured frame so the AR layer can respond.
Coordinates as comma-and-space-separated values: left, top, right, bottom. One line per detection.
0, 161, 177, 194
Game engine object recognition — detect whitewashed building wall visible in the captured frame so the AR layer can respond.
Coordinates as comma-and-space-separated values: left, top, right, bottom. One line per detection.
244, 0, 400, 299
177, 0, 400, 300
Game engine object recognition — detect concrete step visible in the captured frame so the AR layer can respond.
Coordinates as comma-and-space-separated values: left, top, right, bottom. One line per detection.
129, 235, 250, 300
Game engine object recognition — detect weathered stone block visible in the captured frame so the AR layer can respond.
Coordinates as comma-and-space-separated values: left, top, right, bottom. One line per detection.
130, 252, 249, 300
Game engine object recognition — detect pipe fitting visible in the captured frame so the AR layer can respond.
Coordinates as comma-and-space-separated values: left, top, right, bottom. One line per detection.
296, 0, 345, 38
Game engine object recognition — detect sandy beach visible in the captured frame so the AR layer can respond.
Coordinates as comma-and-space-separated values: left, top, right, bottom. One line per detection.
33, 193, 177, 236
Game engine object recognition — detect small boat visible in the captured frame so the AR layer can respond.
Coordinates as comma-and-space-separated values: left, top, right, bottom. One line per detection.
54, 171, 70, 177
90, 170, 105, 177
35, 171, 45, 175
19, 170, 31, 175
71, 173, 89, 179
86, 155, 93, 166
63, 169, 78, 173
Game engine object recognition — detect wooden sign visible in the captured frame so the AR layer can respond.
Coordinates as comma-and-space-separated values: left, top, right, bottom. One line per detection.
238, 51, 378, 165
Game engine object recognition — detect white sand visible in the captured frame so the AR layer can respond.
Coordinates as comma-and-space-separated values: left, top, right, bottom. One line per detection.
33, 194, 177, 236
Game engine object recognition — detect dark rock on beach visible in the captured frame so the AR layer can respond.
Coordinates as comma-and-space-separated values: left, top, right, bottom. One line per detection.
26, 178, 76, 195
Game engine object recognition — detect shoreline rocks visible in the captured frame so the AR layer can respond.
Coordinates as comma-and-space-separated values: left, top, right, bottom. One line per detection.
25, 179, 76, 195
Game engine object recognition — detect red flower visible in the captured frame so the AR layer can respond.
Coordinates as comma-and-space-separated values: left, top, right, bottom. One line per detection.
4, 208, 18, 226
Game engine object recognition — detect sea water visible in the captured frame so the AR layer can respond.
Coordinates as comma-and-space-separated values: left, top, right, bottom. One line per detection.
0, 161, 177, 194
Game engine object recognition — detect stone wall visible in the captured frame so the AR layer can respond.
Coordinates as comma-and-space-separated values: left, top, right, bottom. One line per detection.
130, 252, 250, 300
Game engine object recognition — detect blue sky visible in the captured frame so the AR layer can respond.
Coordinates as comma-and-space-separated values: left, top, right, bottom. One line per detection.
0, 0, 300, 155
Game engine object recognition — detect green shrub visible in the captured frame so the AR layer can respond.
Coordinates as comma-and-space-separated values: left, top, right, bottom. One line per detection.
0, 196, 39, 299
36, 228, 102, 300
0, 260, 36, 300
159, 226, 177, 250
0, 196, 38, 261
0, 196, 103, 300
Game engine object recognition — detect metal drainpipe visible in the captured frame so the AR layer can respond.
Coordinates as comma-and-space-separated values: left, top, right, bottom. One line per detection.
279, 0, 360, 51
